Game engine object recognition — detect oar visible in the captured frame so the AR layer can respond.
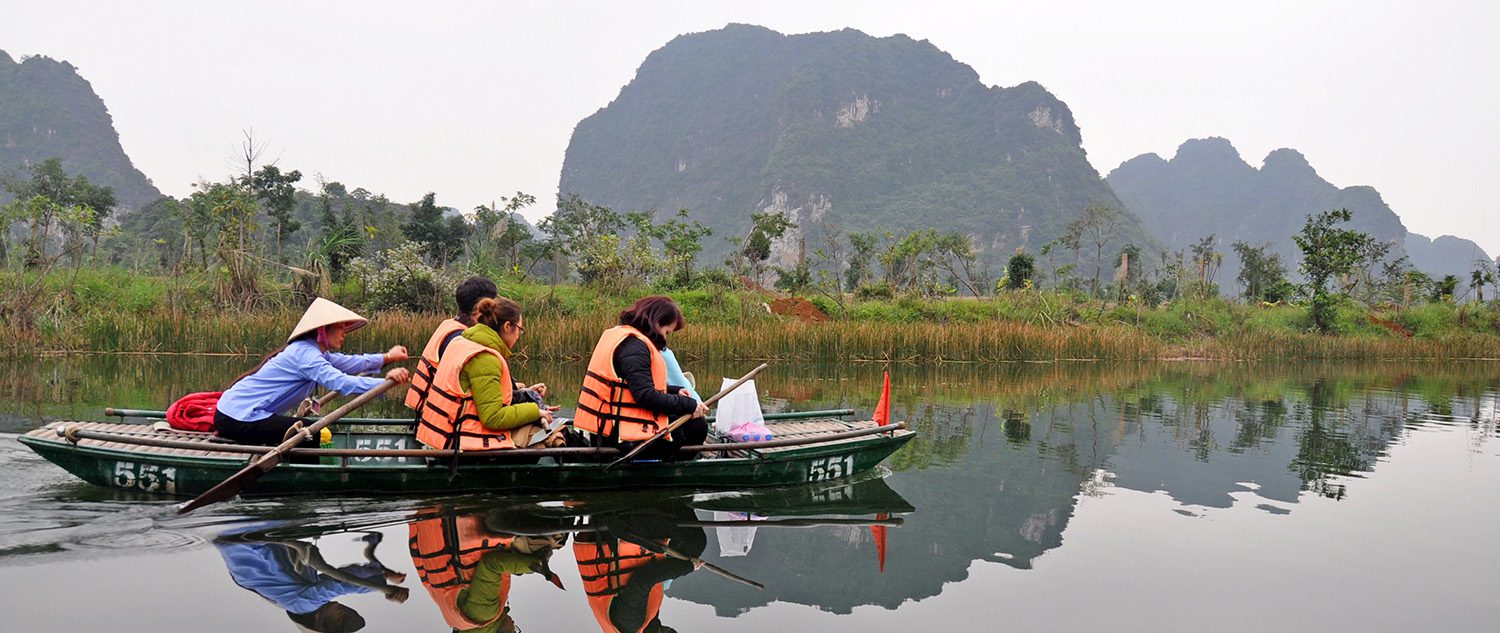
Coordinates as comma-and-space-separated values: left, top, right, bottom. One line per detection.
295, 390, 342, 417
178, 378, 397, 514
605, 363, 768, 470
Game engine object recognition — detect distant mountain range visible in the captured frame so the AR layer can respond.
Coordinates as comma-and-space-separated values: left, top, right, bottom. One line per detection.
559, 24, 1158, 270
1108, 137, 1490, 284
6, 37, 1491, 289
0, 49, 162, 210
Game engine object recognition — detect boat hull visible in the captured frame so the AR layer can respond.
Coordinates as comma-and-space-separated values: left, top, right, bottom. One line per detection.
19, 423, 913, 497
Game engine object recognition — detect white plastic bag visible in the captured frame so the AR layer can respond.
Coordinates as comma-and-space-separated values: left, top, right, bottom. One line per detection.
713, 511, 758, 557
713, 378, 764, 435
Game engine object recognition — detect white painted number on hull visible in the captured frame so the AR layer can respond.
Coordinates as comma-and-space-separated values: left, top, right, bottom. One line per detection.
807, 455, 855, 482
113, 462, 177, 494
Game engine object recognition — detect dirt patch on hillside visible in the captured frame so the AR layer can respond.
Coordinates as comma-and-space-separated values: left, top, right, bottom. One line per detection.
770, 297, 828, 323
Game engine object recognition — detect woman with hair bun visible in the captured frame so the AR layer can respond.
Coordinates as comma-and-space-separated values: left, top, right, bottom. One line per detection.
575, 296, 708, 461
414, 296, 558, 451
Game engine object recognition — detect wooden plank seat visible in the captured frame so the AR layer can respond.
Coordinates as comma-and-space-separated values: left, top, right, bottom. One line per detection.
25, 421, 254, 459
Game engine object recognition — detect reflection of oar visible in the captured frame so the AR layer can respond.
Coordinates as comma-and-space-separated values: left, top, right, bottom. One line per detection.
606, 363, 769, 470
613, 529, 764, 590
285, 540, 408, 601
683, 516, 904, 528
658, 540, 764, 590
178, 379, 397, 513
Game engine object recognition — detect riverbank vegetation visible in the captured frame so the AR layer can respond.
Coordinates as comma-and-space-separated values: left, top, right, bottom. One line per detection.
5, 156, 1500, 360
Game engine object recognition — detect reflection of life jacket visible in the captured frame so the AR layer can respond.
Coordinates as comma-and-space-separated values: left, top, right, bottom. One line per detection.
406, 318, 467, 411
575, 326, 668, 442
414, 336, 517, 451
574, 537, 667, 633
409, 514, 515, 630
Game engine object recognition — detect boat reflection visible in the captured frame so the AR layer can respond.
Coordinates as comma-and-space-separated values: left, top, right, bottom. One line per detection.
215, 524, 409, 632
221, 477, 913, 631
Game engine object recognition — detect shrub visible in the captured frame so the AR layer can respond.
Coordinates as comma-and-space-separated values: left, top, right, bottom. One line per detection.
854, 282, 895, 300
347, 242, 450, 312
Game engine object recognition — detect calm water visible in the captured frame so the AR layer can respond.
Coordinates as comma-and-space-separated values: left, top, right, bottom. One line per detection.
1, 356, 1498, 632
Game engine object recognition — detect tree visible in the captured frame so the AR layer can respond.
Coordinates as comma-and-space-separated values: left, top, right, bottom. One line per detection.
1040, 231, 1080, 290
314, 182, 361, 281
737, 210, 794, 284
1003, 251, 1035, 291
1114, 243, 1143, 298
2, 158, 116, 264
1066, 204, 1123, 297
1294, 209, 1376, 333
537, 194, 624, 284
933, 232, 983, 296
1232, 240, 1290, 303
1188, 235, 1222, 298
402, 192, 469, 267
650, 209, 712, 287
1, 193, 95, 329
1471, 259, 1496, 303
845, 231, 879, 291
187, 180, 262, 306
1432, 275, 1459, 303
249, 164, 303, 260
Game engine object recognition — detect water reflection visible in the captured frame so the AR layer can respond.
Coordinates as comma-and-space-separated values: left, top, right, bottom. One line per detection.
216, 524, 409, 632
1, 359, 1498, 630
202, 480, 910, 632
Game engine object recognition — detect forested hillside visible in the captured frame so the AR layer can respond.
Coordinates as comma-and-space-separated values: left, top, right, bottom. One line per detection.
559, 24, 1157, 272
0, 49, 161, 210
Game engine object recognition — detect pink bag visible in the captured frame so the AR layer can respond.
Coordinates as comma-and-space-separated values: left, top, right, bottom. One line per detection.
728, 420, 774, 443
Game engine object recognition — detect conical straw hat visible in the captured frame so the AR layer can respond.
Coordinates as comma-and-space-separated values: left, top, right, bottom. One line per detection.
287, 297, 368, 343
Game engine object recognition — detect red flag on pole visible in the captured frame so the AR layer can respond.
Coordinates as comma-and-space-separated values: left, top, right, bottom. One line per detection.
873, 371, 891, 426
871, 513, 889, 572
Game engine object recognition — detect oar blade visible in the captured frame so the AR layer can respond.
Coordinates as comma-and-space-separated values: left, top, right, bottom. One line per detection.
177, 454, 279, 513
177, 378, 396, 514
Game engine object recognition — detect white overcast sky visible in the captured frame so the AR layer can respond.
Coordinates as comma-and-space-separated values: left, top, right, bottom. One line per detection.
3, 1, 1497, 254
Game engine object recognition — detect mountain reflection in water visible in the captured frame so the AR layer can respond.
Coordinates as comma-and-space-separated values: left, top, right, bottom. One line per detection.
0, 359, 1496, 631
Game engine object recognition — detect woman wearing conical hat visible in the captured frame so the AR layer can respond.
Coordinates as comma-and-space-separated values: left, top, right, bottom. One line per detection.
214, 298, 411, 447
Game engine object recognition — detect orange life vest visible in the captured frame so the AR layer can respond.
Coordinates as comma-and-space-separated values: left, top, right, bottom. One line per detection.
575, 326, 669, 442
405, 318, 467, 411
409, 514, 514, 630
414, 336, 517, 451
574, 536, 667, 633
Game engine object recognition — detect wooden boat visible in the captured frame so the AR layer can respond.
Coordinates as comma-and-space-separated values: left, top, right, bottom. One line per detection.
18, 408, 914, 498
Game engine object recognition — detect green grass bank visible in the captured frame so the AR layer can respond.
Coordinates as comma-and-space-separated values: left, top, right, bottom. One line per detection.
7, 268, 1500, 361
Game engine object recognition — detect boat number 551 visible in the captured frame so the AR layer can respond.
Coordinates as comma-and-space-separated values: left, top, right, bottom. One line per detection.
807, 455, 855, 482
113, 461, 177, 494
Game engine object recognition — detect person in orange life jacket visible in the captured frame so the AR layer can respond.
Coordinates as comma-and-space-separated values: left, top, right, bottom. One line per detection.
575, 296, 709, 461
409, 507, 568, 633
407, 277, 547, 414
216, 523, 408, 633
414, 297, 561, 451
574, 503, 706, 633
215, 298, 411, 448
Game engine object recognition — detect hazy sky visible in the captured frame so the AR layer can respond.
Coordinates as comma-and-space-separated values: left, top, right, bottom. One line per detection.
3, 1, 1497, 254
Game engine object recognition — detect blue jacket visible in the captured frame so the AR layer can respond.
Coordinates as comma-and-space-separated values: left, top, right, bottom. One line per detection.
216, 339, 384, 422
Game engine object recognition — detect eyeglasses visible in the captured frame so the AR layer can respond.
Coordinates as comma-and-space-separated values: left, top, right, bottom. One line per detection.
509, 322, 526, 335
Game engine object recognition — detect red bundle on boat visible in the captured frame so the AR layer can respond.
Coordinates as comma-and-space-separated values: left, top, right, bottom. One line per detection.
166, 391, 221, 432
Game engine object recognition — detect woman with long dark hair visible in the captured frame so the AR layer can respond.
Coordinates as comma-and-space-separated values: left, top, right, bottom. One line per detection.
214, 298, 410, 447
574, 296, 708, 460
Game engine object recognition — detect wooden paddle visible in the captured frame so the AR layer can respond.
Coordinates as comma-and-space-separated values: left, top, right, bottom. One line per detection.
605, 363, 768, 470
178, 378, 397, 514
295, 389, 342, 417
